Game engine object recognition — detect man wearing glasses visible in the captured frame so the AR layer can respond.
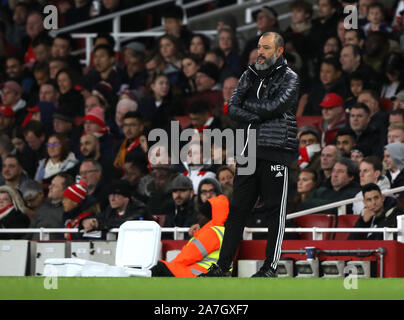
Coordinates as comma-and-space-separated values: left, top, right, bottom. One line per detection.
113, 111, 148, 173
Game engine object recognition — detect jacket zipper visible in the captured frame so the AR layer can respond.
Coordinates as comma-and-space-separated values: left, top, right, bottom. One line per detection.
241, 123, 252, 156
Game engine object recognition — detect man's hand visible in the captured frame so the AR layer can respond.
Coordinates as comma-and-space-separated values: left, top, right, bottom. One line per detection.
82, 218, 99, 233
362, 208, 375, 223
139, 135, 149, 153
188, 224, 200, 237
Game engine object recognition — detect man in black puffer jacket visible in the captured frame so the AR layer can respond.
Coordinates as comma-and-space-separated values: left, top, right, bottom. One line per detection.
201, 32, 299, 278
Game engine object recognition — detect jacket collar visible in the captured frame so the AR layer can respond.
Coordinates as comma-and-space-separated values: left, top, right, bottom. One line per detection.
248, 55, 287, 78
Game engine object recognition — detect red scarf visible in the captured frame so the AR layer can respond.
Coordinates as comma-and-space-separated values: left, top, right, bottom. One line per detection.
0, 203, 15, 221
65, 212, 94, 240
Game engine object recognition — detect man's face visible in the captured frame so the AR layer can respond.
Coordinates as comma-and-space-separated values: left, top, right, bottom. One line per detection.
195, 72, 215, 92
108, 194, 129, 210
79, 162, 101, 188
320, 63, 341, 85
49, 61, 65, 79
6, 58, 23, 79
222, 77, 238, 103
321, 145, 338, 170
33, 43, 51, 63
218, 170, 234, 186
85, 95, 102, 114
344, 31, 360, 46
39, 84, 59, 103
48, 176, 65, 202
153, 169, 170, 191
257, 34, 283, 67
24, 192, 44, 210
93, 49, 114, 74
299, 133, 318, 149
13, 5, 28, 25
189, 112, 209, 129
357, 92, 378, 114
336, 135, 356, 157
24, 131, 45, 151
331, 162, 353, 191
256, 12, 275, 33
26, 13, 44, 39
80, 135, 98, 157
291, 8, 309, 24
122, 117, 143, 140
172, 189, 193, 206
317, 0, 334, 19
115, 105, 131, 128
62, 196, 78, 212
103, 0, 120, 10
389, 114, 404, 124
383, 149, 396, 171
200, 183, 217, 203
163, 17, 182, 36
34, 71, 49, 86
51, 38, 70, 58
122, 163, 142, 185
53, 118, 72, 134
340, 46, 360, 73
388, 129, 404, 143
359, 0, 373, 18
363, 190, 384, 215
367, 7, 383, 25
322, 106, 343, 123
1, 87, 20, 106
2, 158, 21, 181
359, 161, 379, 186
350, 79, 363, 97
349, 108, 370, 132
0, 114, 14, 131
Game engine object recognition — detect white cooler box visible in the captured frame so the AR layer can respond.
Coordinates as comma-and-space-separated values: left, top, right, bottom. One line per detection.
44, 221, 161, 277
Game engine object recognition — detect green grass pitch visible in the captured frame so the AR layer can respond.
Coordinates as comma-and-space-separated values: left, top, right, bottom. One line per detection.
1, 277, 404, 300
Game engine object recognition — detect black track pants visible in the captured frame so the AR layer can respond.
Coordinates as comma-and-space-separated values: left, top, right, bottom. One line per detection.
217, 159, 289, 271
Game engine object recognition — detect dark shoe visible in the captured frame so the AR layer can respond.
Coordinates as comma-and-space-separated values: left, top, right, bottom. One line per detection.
251, 267, 278, 278
198, 264, 231, 277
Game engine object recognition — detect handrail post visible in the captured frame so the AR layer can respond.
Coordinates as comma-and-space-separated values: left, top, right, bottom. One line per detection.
113, 16, 121, 52
85, 36, 92, 67
397, 215, 404, 243
338, 204, 346, 216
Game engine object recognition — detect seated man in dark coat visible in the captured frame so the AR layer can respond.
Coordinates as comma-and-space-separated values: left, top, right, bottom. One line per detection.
348, 183, 403, 240
84, 180, 153, 238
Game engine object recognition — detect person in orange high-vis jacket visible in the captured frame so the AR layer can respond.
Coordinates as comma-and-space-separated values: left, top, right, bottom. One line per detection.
151, 194, 230, 277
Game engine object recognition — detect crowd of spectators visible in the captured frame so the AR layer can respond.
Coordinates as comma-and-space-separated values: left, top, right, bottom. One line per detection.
0, 0, 403, 241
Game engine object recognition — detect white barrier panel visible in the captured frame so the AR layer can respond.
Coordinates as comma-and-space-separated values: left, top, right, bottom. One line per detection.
32, 242, 67, 276
0, 240, 29, 276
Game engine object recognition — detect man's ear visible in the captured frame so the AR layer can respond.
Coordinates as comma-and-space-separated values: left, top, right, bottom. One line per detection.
276, 46, 284, 58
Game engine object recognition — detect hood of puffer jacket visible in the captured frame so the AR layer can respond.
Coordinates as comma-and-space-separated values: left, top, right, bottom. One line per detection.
385, 142, 404, 171
207, 194, 229, 226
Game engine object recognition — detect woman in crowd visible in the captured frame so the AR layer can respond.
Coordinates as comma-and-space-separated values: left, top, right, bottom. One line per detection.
188, 33, 210, 61
56, 68, 84, 116
35, 133, 79, 184
0, 185, 30, 239
217, 27, 240, 74
179, 54, 201, 95
287, 168, 319, 214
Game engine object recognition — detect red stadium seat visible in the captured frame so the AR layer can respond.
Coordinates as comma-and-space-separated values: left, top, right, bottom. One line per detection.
333, 215, 359, 240
296, 116, 322, 128
152, 215, 166, 227
293, 214, 336, 240
173, 116, 191, 130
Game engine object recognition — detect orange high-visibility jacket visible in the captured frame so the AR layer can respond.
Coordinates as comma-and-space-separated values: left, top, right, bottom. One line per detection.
161, 195, 229, 277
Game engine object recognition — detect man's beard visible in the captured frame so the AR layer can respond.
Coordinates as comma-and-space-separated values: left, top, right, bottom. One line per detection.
84, 149, 96, 159
255, 52, 277, 70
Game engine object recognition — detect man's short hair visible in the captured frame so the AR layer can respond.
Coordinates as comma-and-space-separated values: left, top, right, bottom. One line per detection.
80, 159, 103, 173
335, 128, 357, 142
33, 61, 49, 74
290, 0, 313, 17
22, 120, 46, 138
361, 182, 381, 196
350, 103, 371, 115
93, 44, 115, 57
300, 127, 321, 143
189, 100, 211, 115
95, 33, 116, 48
388, 122, 404, 132
321, 56, 342, 71
41, 79, 58, 91
359, 89, 380, 102
161, 4, 183, 20
345, 29, 365, 42
335, 157, 358, 178
55, 172, 74, 190
33, 33, 53, 48
54, 33, 74, 50
4, 154, 21, 166
361, 156, 383, 172
261, 32, 284, 49
389, 109, 404, 121
123, 111, 143, 122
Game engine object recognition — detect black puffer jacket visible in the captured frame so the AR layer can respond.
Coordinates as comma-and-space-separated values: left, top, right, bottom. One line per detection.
228, 56, 299, 163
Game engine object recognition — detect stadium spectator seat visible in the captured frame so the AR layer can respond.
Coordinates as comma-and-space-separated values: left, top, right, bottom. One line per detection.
296, 116, 322, 128
333, 215, 359, 240
153, 215, 166, 227
293, 214, 336, 240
